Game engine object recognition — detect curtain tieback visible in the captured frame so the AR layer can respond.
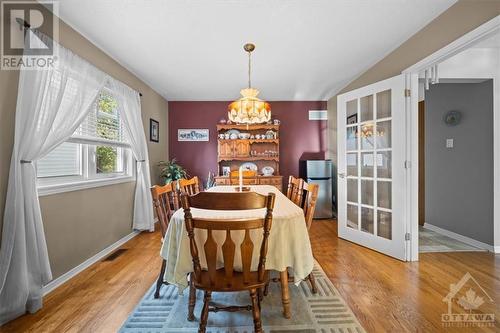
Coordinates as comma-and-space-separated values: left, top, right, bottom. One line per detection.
20, 160, 32, 164
137, 160, 146, 162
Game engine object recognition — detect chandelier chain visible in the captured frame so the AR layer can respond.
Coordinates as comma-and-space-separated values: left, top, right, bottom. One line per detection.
248, 51, 251, 88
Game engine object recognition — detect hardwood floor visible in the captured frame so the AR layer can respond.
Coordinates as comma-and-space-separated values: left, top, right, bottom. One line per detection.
2, 220, 499, 333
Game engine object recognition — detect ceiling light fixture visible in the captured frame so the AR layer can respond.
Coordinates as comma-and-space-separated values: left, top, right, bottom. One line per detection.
228, 43, 271, 124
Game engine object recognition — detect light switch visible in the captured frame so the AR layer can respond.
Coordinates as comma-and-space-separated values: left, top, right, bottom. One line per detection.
446, 138, 454, 148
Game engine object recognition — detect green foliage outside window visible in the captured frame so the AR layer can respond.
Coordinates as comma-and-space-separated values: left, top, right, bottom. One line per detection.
96, 93, 120, 173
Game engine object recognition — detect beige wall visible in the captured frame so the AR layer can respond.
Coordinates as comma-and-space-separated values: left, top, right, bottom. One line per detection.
327, 0, 500, 159
0, 8, 168, 279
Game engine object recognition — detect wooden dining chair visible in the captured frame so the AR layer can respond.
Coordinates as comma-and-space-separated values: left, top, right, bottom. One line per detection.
300, 180, 319, 293
151, 183, 179, 298
229, 170, 258, 185
178, 176, 201, 195
286, 175, 305, 206
267, 177, 319, 295
181, 191, 276, 333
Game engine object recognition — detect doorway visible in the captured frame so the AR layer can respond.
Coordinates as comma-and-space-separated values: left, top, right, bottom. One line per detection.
405, 16, 500, 258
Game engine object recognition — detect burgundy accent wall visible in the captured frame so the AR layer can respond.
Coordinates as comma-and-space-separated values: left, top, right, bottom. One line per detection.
168, 101, 327, 184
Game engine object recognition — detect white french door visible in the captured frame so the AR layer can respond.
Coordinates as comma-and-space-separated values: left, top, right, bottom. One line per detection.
337, 75, 407, 260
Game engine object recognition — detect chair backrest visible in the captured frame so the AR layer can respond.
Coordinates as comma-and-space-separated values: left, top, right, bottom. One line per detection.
151, 183, 179, 237
286, 176, 305, 206
229, 170, 258, 185
302, 181, 319, 230
181, 191, 275, 287
178, 176, 201, 195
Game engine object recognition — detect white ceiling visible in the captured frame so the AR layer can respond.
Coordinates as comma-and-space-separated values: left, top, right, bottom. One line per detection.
57, 0, 456, 101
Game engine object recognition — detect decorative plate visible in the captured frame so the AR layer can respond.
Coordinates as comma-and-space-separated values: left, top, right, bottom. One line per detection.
240, 162, 258, 171
265, 130, 276, 139
261, 166, 274, 176
227, 129, 240, 140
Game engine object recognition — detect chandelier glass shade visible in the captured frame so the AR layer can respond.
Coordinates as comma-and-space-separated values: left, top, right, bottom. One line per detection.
228, 88, 271, 124
228, 43, 271, 124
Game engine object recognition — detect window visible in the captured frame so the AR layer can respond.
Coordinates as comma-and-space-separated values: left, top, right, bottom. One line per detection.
37, 91, 135, 195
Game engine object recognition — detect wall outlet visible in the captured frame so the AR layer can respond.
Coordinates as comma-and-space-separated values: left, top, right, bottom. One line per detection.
446, 138, 454, 148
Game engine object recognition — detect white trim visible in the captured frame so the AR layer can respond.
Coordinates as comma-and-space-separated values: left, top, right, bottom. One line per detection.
423, 223, 494, 252
38, 175, 136, 196
403, 16, 500, 74
42, 230, 141, 296
403, 15, 500, 261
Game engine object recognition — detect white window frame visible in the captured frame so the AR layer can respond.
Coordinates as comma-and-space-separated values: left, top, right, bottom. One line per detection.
37, 90, 136, 196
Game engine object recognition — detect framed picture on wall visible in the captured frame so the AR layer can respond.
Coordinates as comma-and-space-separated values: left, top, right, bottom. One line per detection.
150, 119, 159, 142
178, 129, 209, 142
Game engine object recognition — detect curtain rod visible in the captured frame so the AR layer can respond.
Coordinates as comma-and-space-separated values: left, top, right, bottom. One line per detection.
15, 18, 143, 97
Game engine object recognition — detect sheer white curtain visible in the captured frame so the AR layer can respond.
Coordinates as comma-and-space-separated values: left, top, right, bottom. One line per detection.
0, 31, 107, 324
110, 79, 154, 231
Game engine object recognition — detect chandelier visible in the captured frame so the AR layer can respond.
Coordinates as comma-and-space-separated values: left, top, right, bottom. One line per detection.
228, 43, 271, 124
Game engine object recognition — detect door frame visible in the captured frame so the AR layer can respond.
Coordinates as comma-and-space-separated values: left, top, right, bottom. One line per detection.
402, 15, 500, 260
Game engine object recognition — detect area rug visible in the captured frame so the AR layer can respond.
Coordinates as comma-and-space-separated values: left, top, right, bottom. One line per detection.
119, 262, 365, 333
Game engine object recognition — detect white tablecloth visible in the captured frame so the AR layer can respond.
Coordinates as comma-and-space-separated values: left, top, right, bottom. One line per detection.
160, 185, 314, 292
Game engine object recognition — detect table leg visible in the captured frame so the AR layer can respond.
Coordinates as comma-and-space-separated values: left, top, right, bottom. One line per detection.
280, 270, 291, 318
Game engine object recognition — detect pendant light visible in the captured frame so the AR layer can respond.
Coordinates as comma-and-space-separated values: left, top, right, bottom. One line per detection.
228, 43, 271, 124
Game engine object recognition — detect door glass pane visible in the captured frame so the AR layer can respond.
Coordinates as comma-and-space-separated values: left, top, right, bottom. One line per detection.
361, 179, 373, 206
377, 181, 392, 209
376, 121, 391, 149
347, 179, 358, 203
376, 151, 391, 179
360, 95, 373, 122
346, 99, 358, 125
376, 90, 391, 119
347, 204, 358, 229
346, 126, 358, 151
347, 153, 358, 176
377, 211, 392, 240
361, 152, 374, 177
360, 123, 375, 150
361, 207, 374, 234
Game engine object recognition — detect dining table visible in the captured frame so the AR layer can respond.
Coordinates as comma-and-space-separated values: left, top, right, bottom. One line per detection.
160, 184, 314, 318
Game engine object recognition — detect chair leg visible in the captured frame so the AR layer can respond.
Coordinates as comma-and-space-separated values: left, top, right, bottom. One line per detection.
188, 273, 196, 321
250, 289, 263, 333
154, 259, 167, 299
308, 273, 318, 294
199, 291, 211, 333
263, 281, 270, 296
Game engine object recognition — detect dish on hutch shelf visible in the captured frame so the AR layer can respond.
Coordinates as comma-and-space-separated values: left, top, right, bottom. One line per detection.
265, 130, 276, 139
238, 133, 251, 139
240, 162, 258, 171
226, 129, 240, 140
261, 166, 274, 176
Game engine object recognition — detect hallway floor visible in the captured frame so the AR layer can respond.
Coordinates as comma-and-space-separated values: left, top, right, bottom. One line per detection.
419, 226, 486, 252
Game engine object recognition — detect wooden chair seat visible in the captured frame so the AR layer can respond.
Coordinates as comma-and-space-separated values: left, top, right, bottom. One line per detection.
194, 269, 269, 292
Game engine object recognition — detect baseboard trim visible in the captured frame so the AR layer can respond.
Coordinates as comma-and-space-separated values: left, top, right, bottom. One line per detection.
423, 223, 494, 252
42, 230, 141, 296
